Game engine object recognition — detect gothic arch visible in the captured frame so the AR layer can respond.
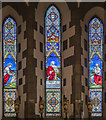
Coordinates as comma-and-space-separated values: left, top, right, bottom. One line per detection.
89, 17, 103, 117
45, 5, 61, 117
80, 6, 104, 118
3, 16, 17, 117
1, 5, 26, 119
84, 7, 104, 25
35, 2, 71, 26
2, 5, 23, 26
34, 2, 74, 118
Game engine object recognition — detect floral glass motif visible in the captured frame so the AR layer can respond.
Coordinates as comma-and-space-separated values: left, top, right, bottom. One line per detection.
89, 18, 103, 117
3, 17, 17, 117
45, 6, 61, 116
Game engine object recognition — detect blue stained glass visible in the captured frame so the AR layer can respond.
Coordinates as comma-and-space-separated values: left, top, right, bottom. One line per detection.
46, 56, 60, 67
89, 18, 103, 117
3, 17, 17, 117
45, 5, 61, 116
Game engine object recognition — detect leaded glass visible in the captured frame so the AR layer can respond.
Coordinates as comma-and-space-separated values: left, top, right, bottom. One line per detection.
89, 18, 103, 117
3, 17, 17, 117
45, 6, 61, 116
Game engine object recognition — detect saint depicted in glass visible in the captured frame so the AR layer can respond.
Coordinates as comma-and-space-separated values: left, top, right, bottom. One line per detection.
45, 6, 61, 116
89, 17, 103, 117
3, 17, 17, 117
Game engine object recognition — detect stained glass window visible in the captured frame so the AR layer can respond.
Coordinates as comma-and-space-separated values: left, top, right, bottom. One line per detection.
45, 6, 61, 116
3, 17, 17, 117
89, 17, 103, 117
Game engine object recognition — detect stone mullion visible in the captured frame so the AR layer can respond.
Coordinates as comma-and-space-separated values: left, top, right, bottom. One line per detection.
24, 4, 36, 118
74, 7, 82, 119
70, 7, 82, 118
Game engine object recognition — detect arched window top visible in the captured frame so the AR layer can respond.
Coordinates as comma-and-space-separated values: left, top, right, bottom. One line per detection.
45, 5, 61, 46
89, 17, 103, 24
89, 17, 103, 35
3, 16, 16, 25
3, 17, 16, 33
89, 17, 103, 62
45, 5, 60, 26
3, 17, 17, 63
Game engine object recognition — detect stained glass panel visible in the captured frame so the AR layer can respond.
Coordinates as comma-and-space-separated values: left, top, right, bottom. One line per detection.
46, 89, 61, 116
3, 17, 17, 117
4, 89, 16, 117
45, 6, 61, 116
89, 18, 103, 117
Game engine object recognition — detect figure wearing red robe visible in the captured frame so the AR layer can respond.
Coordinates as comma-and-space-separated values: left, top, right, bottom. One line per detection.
47, 66, 55, 80
4, 64, 12, 84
